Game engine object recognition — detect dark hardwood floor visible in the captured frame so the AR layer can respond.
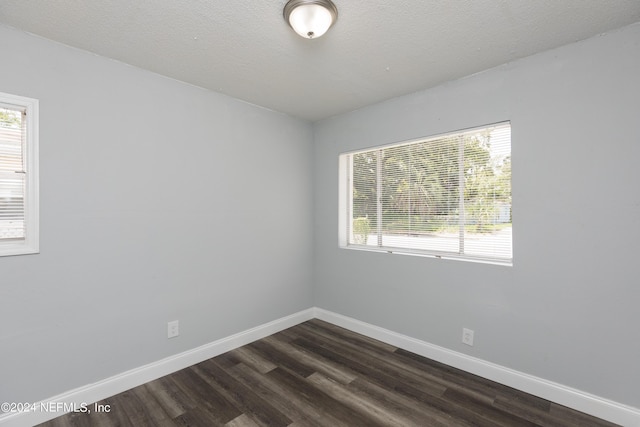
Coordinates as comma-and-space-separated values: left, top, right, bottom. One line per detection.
38, 319, 619, 426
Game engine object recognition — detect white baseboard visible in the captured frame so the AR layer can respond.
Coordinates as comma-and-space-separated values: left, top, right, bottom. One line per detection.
3, 307, 638, 427
0, 308, 315, 427
314, 308, 640, 427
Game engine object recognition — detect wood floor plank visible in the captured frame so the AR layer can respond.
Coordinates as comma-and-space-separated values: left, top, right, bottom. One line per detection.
262, 335, 357, 385
46, 415, 74, 427
36, 320, 620, 427
93, 396, 126, 427
286, 337, 495, 426
172, 406, 224, 427
107, 390, 159, 427
442, 388, 540, 427
58, 410, 95, 427
269, 327, 300, 343
194, 359, 292, 427
169, 369, 241, 424
225, 413, 260, 427
290, 334, 449, 398
141, 378, 190, 419
306, 371, 424, 426
392, 347, 506, 401
246, 339, 316, 378
130, 382, 176, 425
265, 367, 378, 426
304, 319, 399, 353
395, 345, 554, 424
230, 362, 341, 427
298, 323, 499, 407
346, 376, 472, 427
493, 395, 578, 427
496, 385, 552, 413
228, 347, 278, 374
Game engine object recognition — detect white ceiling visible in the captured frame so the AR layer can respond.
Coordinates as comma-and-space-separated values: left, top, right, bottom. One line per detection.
1, 1, 639, 121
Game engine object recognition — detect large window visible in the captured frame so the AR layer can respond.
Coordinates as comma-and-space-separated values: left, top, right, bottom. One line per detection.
339, 122, 511, 265
0, 92, 39, 256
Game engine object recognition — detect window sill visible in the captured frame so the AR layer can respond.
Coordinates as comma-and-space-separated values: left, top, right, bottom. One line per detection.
340, 244, 512, 267
0, 240, 39, 257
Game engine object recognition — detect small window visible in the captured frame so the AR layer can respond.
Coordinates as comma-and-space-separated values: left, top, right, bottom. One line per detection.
339, 122, 511, 265
0, 92, 39, 256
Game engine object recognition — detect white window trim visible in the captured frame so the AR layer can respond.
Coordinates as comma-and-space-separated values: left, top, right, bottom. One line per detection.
338, 122, 511, 266
0, 92, 39, 257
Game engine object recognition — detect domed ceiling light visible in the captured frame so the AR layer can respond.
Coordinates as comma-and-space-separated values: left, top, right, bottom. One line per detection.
283, 0, 338, 39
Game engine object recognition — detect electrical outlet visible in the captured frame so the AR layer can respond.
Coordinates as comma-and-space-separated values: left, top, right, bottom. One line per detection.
462, 328, 474, 346
168, 320, 179, 338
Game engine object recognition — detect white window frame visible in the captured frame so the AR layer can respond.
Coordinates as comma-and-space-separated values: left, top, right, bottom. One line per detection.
339, 122, 511, 266
0, 92, 39, 256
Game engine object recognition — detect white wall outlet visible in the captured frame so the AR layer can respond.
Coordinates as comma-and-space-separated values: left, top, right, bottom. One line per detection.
462, 328, 474, 346
168, 320, 179, 339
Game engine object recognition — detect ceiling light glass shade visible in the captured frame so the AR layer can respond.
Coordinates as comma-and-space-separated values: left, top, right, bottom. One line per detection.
284, 0, 338, 39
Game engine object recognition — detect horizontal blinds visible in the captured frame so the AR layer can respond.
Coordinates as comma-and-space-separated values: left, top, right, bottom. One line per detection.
351, 150, 378, 244
0, 107, 25, 239
462, 125, 511, 260
349, 123, 511, 263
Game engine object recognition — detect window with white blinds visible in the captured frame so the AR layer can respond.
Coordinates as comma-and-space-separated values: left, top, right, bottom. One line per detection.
339, 122, 511, 265
0, 92, 39, 256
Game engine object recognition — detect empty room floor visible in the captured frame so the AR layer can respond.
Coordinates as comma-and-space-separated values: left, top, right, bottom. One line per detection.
37, 319, 618, 427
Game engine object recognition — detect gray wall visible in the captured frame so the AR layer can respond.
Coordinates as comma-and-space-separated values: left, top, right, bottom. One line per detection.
313, 23, 640, 407
0, 25, 313, 403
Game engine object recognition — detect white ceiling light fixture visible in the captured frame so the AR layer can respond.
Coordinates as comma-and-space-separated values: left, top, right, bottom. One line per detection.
284, 0, 338, 39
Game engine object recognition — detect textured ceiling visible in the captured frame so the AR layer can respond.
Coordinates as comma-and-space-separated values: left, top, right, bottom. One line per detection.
1, 1, 639, 121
